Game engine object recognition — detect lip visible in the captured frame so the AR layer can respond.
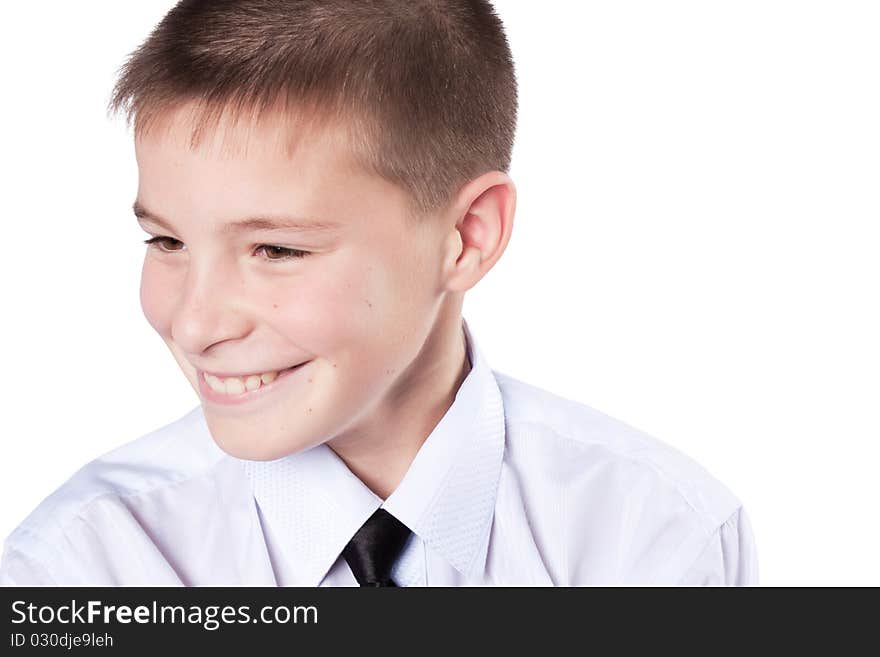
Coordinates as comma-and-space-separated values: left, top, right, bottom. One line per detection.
198, 361, 311, 406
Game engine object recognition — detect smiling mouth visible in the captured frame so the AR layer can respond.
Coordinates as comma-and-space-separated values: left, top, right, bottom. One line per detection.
202, 362, 306, 396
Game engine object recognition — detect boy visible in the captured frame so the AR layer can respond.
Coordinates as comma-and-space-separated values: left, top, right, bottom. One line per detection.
1, 0, 757, 586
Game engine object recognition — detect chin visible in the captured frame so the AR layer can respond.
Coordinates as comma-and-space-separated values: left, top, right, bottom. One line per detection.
204, 421, 313, 462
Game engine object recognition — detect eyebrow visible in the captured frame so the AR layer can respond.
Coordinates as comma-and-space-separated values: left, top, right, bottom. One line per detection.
132, 201, 342, 234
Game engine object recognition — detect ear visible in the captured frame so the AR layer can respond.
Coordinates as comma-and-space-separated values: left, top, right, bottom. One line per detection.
442, 171, 517, 292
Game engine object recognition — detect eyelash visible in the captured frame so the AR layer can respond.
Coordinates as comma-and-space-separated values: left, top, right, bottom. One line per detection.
142, 236, 311, 261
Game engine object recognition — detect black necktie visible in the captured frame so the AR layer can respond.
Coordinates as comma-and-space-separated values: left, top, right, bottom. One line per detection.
342, 508, 412, 587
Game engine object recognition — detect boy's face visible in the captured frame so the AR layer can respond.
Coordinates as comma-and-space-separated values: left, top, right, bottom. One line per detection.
135, 106, 458, 460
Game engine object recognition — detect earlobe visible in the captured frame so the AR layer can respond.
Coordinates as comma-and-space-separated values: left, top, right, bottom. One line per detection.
445, 244, 483, 293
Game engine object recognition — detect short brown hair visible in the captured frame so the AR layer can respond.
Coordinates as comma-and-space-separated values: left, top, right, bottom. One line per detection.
107, 0, 518, 220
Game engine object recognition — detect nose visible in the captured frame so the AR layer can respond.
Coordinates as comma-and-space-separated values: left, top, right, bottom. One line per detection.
169, 259, 252, 355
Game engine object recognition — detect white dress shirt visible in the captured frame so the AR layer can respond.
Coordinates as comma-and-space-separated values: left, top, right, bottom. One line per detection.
1, 319, 758, 586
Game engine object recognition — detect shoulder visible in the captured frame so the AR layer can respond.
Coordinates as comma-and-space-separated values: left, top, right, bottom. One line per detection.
492, 370, 751, 582
493, 370, 741, 525
2, 405, 226, 569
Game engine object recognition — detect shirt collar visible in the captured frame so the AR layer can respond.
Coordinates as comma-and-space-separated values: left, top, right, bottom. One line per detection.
234, 317, 506, 586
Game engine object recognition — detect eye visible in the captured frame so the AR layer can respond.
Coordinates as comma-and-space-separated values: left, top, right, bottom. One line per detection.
255, 245, 311, 261
143, 236, 310, 261
143, 236, 183, 252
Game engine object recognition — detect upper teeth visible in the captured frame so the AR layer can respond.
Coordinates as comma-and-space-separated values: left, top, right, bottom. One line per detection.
204, 369, 284, 395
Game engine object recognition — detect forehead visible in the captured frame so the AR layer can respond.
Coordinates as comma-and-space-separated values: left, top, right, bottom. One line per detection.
133, 104, 410, 232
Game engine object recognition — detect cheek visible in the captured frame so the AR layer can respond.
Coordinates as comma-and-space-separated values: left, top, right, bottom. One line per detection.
139, 260, 175, 335
272, 261, 395, 346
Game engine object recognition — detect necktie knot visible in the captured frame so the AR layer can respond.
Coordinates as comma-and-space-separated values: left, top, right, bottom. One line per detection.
342, 508, 412, 587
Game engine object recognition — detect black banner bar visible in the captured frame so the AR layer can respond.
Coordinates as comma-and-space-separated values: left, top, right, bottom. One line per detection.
1, 587, 874, 653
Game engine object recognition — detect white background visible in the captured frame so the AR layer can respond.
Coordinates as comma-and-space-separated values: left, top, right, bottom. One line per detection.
1, 1, 877, 586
